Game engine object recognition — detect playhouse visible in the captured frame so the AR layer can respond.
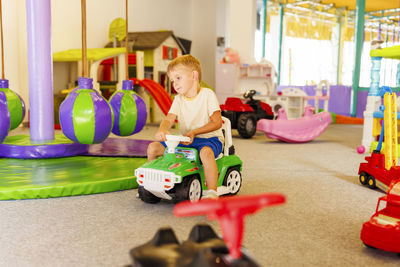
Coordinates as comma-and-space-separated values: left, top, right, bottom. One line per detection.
104, 31, 190, 123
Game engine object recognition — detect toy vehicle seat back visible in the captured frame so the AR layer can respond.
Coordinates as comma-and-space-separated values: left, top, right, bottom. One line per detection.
221, 116, 233, 157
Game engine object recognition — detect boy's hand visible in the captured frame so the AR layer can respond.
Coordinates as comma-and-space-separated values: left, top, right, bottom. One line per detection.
155, 131, 169, 141
182, 131, 195, 145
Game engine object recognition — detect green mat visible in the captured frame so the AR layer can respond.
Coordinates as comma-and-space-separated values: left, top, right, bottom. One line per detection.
0, 156, 146, 200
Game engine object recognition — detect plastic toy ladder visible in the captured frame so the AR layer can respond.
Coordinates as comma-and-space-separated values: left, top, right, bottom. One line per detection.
173, 193, 285, 260
383, 92, 398, 170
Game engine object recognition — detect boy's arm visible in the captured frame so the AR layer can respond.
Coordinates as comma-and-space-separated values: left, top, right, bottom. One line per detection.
182, 111, 222, 144
155, 113, 177, 141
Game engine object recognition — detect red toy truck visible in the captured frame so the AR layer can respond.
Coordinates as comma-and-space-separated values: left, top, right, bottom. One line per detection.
361, 180, 400, 253
358, 151, 400, 191
358, 87, 400, 192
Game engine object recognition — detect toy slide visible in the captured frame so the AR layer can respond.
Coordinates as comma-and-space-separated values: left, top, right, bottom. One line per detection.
256, 105, 332, 143
131, 78, 172, 115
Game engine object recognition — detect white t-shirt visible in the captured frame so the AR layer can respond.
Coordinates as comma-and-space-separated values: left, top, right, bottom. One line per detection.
168, 87, 224, 143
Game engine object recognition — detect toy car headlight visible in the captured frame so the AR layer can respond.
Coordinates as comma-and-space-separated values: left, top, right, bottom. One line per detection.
135, 169, 144, 183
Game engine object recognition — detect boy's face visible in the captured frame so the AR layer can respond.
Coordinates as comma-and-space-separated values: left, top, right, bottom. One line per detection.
168, 65, 197, 97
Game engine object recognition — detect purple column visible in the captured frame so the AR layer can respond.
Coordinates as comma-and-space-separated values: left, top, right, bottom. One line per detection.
26, 0, 54, 141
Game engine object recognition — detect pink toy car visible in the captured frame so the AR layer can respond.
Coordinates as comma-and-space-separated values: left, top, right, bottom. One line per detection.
361, 180, 400, 253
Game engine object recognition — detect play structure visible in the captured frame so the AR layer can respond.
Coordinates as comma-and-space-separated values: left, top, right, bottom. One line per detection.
135, 117, 242, 203
220, 89, 273, 138
53, 47, 128, 92
358, 87, 400, 192
0, 0, 151, 200
360, 44, 400, 154
128, 193, 285, 266
58, 0, 147, 145
361, 180, 400, 253
256, 105, 332, 143
58, 47, 172, 123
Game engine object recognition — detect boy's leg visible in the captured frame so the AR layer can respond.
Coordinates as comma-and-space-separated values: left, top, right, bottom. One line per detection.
147, 141, 165, 161
199, 146, 218, 191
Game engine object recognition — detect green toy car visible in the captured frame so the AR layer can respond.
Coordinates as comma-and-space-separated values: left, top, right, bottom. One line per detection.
135, 117, 243, 203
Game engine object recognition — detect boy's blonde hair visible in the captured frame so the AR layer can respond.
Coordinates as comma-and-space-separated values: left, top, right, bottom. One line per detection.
167, 54, 202, 82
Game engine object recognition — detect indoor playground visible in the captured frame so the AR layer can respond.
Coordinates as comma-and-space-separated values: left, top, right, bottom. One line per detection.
2, 0, 400, 266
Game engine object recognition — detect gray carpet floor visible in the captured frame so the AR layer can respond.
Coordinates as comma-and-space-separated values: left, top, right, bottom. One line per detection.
1, 124, 399, 267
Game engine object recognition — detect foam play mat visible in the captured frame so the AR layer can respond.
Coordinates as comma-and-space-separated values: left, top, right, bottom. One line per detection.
87, 138, 151, 157
0, 134, 89, 159
0, 135, 151, 159
0, 156, 146, 200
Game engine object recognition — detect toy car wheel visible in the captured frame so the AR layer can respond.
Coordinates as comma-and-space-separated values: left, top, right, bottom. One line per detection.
359, 172, 368, 185
237, 113, 257, 139
138, 186, 161, 204
223, 167, 242, 195
367, 176, 377, 189
176, 176, 202, 202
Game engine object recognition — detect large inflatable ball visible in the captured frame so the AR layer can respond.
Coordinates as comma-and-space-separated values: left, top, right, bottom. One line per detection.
0, 97, 10, 143
109, 80, 147, 136
0, 79, 25, 131
59, 77, 114, 144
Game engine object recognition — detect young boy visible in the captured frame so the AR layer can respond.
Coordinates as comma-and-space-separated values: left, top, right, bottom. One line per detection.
147, 55, 223, 199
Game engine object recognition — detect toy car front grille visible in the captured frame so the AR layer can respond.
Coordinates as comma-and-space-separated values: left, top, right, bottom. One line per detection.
135, 168, 181, 185
152, 171, 163, 182
137, 168, 164, 182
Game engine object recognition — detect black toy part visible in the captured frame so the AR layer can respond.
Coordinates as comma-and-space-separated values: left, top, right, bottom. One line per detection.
129, 224, 260, 267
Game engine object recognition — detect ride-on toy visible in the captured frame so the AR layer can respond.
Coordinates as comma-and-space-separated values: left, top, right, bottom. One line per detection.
128, 193, 286, 267
361, 180, 400, 253
358, 87, 400, 192
135, 117, 243, 203
220, 90, 273, 138
256, 105, 332, 143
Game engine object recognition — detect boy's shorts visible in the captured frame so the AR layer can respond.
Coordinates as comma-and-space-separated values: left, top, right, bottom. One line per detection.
161, 136, 223, 158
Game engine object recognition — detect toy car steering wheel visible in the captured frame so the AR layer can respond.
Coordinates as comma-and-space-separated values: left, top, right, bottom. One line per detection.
165, 135, 191, 153
166, 135, 191, 143
243, 89, 257, 100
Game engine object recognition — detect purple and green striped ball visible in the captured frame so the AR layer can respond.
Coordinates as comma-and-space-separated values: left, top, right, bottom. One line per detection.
59, 89, 114, 144
0, 88, 25, 131
109, 90, 147, 136
0, 98, 10, 143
